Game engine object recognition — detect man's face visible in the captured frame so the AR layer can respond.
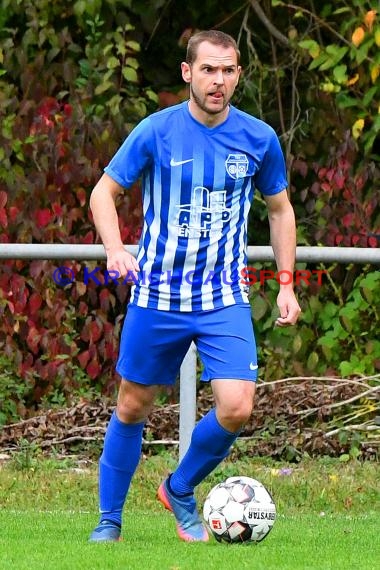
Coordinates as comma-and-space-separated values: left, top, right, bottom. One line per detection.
182, 41, 241, 122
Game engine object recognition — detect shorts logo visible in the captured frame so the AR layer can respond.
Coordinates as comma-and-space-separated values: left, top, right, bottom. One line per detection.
225, 153, 249, 179
250, 362, 258, 371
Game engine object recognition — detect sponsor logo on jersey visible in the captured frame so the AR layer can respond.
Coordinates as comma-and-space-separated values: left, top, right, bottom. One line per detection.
176, 186, 231, 239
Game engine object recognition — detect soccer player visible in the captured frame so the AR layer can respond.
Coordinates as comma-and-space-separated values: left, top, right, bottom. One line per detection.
89, 29, 301, 543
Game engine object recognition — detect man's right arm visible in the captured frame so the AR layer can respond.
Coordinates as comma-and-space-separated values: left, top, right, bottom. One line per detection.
89, 172, 140, 279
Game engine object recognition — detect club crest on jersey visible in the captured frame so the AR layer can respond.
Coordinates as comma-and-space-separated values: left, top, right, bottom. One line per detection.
225, 153, 249, 179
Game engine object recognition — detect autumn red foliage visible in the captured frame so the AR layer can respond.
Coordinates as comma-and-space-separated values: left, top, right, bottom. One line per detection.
0, 95, 143, 406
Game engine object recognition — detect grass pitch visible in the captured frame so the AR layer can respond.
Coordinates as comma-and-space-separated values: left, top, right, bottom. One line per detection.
0, 451, 379, 570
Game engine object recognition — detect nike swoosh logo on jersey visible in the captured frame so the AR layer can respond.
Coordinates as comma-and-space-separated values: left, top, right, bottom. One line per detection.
250, 363, 258, 370
170, 158, 194, 167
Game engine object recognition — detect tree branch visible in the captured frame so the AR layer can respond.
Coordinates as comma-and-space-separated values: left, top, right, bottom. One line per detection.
249, 0, 290, 47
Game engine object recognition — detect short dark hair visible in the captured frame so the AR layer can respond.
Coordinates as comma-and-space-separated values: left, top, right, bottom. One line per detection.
186, 30, 240, 65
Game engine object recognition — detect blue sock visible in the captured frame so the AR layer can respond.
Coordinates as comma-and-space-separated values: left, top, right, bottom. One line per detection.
98, 410, 144, 527
170, 408, 239, 496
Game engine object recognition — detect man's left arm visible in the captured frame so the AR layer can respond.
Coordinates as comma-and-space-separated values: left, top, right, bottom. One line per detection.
264, 190, 301, 327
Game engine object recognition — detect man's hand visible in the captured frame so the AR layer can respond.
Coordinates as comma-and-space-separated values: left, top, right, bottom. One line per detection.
275, 288, 301, 327
89, 174, 140, 283
106, 246, 140, 282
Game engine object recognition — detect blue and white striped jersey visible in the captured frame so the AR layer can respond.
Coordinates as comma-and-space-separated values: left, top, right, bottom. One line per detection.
105, 101, 287, 311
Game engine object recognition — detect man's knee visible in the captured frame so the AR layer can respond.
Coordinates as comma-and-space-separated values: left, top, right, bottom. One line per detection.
116, 379, 158, 423
215, 397, 255, 433
218, 400, 254, 428
212, 380, 256, 431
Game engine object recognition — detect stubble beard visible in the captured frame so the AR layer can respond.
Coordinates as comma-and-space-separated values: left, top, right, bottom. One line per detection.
190, 84, 230, 116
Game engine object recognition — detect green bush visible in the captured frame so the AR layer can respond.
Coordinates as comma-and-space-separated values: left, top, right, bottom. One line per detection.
251, 267, 380, 379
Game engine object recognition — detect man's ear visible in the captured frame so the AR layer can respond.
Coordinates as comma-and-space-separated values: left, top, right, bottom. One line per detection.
181, 62, 191, 84
236, 66, 242, 87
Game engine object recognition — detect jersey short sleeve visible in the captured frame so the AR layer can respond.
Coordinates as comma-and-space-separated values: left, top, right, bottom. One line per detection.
104, 117, 153, 189
253, 128, 287, 196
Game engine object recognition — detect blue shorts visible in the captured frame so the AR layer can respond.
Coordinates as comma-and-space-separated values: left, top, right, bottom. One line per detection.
116, 303, 258, 386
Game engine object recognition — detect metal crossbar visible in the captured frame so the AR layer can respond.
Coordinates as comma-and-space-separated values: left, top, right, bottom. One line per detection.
1, 243, 379, 263
1, 243, 379, 458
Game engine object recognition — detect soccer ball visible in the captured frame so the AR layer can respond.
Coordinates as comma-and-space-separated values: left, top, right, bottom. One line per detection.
203, 476, 276, 544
